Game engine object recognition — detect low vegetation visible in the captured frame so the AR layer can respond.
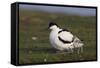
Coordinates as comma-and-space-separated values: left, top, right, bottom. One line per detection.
19, 10, 97, 64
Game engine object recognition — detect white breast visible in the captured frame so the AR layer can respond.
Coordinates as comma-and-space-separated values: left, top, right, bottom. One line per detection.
49, 30, 58, 48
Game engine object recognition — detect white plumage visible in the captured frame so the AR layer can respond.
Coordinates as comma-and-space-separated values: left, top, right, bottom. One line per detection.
58, 31, 73, 42
49, 22, 84, 53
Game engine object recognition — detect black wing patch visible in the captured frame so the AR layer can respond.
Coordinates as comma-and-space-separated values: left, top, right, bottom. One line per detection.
58, 36, 75, 44
58, 29, 69, 34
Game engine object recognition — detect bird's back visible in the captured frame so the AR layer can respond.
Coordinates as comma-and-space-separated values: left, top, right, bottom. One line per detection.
58, 31, 74, 42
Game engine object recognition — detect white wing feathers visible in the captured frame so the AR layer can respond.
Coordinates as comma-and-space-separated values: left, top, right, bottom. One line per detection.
58, 31, 74, 42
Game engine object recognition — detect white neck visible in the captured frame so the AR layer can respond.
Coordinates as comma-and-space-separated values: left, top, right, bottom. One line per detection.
52, 27, 60, 31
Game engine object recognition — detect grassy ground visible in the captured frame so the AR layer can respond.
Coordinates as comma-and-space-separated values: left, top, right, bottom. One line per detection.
19, 10, 97, 64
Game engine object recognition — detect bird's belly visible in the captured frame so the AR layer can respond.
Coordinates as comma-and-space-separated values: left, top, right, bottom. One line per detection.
49, 32, 58, 48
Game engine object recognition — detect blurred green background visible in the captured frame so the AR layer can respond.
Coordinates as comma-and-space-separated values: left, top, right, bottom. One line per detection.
19, 9, 97, 64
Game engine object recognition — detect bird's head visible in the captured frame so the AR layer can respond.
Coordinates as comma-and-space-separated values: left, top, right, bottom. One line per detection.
48, 21, 59, 30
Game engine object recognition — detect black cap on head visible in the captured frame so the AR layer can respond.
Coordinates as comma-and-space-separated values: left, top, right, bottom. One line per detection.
48, 21, 58, 28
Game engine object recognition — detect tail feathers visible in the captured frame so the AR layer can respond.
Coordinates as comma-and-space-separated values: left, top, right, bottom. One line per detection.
73, 36, 84, 47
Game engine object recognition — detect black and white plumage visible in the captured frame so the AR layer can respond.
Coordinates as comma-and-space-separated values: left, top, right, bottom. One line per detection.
49, 22, 84, 53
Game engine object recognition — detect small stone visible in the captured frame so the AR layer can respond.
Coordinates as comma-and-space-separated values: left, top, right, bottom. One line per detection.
32, 37, 37, 40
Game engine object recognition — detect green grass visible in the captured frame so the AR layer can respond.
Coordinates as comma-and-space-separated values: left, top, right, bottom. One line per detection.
19, 10, 97, 64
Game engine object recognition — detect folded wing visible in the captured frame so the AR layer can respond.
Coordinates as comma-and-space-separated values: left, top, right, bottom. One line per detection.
58, 30, 74, 43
